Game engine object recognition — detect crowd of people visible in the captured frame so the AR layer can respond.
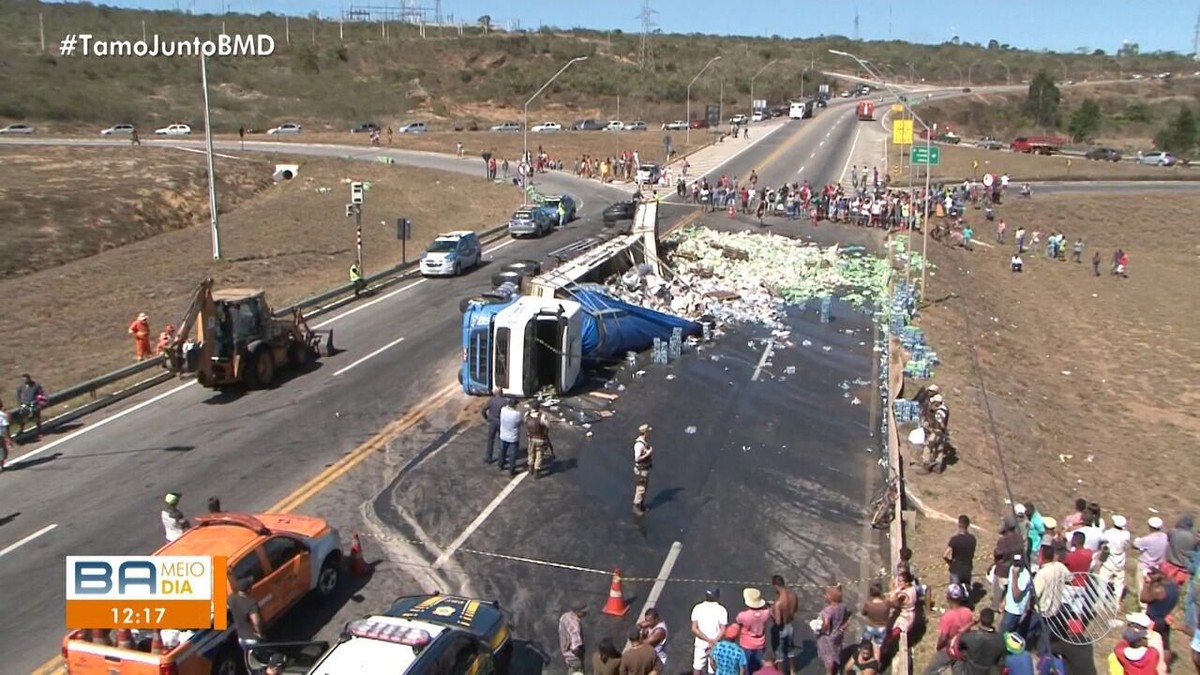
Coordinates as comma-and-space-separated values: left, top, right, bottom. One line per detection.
912, 497, 1199, 675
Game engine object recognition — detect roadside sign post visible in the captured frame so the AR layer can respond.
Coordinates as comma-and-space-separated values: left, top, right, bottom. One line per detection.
910, 145, 941, 165
348, 182, 365, 277
396, 217, 412, 263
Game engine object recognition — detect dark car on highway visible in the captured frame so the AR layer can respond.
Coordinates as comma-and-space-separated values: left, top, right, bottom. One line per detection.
351, 122, 380, 134
603, 201, 637, 224
571, 119, 605, 131
1085, 147, 1123, 162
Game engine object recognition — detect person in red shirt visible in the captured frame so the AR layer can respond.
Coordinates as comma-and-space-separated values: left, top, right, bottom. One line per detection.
1111, 627, 1160, 675
923, 585, 974, 675
1063, 531, 1095, 614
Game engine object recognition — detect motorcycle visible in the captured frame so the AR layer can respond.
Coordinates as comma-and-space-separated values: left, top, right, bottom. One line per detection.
8, 396, 47, 439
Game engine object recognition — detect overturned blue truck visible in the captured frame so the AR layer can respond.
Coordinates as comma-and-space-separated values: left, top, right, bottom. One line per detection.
460, 285, 701, 397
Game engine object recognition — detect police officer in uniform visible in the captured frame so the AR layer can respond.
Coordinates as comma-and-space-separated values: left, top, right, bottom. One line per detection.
349, 264, 364, 297
524, 400, 551, 479
633, 424, 653, 515
921, 395, 950, 472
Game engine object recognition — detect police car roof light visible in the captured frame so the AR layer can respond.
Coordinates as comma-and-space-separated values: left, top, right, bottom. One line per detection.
348, 619, 432, 647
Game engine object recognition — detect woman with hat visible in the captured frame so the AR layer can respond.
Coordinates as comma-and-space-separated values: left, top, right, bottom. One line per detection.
815, 585, 848, 675
736, 588, 771, 673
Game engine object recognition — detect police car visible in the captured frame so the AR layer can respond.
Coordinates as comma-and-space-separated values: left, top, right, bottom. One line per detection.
306, 594, 513, 675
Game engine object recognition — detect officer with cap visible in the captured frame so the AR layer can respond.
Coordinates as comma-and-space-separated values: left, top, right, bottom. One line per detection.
264, 653, 287, 675
524, 400, 551, 479
633, 424, 654, 515
161, 491, 192, 543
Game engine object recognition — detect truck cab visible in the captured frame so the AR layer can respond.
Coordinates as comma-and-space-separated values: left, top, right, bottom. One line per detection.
461, 297, 584, 397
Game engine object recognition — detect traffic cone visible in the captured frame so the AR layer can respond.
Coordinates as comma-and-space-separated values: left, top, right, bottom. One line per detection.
601, 569, 630, 616
727, 203, 735, 219
149, 630, 164, 655
349, 532, 367, 577
115, 628, 134, 649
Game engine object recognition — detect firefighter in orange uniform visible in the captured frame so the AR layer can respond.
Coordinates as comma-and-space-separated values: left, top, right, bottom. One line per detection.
129, 312, 152, 361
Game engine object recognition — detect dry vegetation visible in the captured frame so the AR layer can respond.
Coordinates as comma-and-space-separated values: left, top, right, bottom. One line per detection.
0, 1, 1193, 134
915, 78, 1200, 150
0, 146, 519, 392
921, 144, 1200, 182
900, 192, 1200, 666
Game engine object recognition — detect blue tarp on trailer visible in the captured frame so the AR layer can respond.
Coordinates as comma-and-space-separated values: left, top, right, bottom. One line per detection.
573, 287, 703, 366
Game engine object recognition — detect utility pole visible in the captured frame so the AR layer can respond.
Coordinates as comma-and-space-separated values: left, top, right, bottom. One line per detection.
200, 52, 220, 261
347, 182, 365, 277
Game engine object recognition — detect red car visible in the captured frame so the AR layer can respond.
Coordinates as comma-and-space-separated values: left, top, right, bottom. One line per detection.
689, 119, 710, 129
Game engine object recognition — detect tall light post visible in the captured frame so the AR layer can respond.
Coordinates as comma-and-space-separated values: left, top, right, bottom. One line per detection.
749, 59, 778, 118
830, 48, 935, 299
950, 64, 964, 87
686, 55, 721, 146
996, 59, 1012, 86
523, 55, 587, 196
906, 62, 919, 84
967, 61, 978, 86
200, 52, 220, 261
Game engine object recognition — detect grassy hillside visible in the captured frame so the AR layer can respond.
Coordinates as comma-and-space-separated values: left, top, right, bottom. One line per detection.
1, 0, 1194, 132
915, 79, 1200, 150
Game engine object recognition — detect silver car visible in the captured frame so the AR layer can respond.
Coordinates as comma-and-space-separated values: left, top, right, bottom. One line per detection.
101, 124, 136, 136
0, 123, 35, 135
1137, 151, 1176, 166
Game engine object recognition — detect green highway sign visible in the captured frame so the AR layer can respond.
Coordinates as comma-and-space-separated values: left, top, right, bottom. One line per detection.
910, 145, 941, 165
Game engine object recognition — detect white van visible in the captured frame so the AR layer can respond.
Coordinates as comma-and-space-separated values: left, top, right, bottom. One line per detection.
788, 102, 807, 119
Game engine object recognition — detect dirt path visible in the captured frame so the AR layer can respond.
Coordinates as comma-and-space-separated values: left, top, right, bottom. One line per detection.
0, 147, 519, 394
899, 191, 1200, 666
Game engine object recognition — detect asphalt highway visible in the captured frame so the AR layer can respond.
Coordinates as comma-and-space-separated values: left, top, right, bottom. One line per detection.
0, 104, 872, 674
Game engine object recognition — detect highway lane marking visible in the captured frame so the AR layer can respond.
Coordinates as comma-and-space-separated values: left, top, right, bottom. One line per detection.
819, 140, 826, 147
333, 337, 406, 377
268, 382, 460, 514
838, 126, 864, 185
7, 382, 197, 468
797, 165, 805, 174
638, 541, 683, 615
0, 523, 58, 559
432, 471, 528, 570
751, 339, 775, 382
312, 278, 427, 328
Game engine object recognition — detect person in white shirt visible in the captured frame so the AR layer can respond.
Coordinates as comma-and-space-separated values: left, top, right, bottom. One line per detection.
161, 492, 191, 543
1100, 514, 1133, 610
497, 398, 523, 475
1011, 255, 1023, 273
691, 588, 728, 675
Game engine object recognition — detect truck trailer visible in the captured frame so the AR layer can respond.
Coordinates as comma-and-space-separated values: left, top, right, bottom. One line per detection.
856, 101, 875, 121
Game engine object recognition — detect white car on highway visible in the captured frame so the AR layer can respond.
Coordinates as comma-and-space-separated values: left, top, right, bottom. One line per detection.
267, 122, 302, 135
100, 124, 136, 136
154, 124, 192, 135
662, 120, 688, 131
624, 121, 648, 132
751, 112, 765, 122
530, 122, 562, 133
1137, 151, 1176, 166
0, 123, 35, 135
604, 120, 624, 131
490, 121, 521, 132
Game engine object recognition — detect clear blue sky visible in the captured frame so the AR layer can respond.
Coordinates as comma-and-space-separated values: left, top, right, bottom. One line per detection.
59, 0, 1199, 54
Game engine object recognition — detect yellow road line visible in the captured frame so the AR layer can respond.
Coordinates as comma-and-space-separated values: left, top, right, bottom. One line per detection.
269, 382, 460, 514
34, 383, 464, 675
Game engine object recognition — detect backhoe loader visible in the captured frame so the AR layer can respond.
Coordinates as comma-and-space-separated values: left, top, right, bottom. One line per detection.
164, 279, 334, 389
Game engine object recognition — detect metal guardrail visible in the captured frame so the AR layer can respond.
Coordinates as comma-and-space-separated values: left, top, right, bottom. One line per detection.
14, 222, 512, 441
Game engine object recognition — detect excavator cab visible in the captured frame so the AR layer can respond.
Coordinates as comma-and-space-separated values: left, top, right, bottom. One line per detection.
168, 280, 333, 390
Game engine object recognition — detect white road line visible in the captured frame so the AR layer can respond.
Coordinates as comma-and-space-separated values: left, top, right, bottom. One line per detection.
809, 152, 816, 159
638, 541, 683, 616
7, 382, 196, 467
170, 145, 240, 160
819, 140, 826, 147
751, 339, 774, 382
797, 165, 805, 174
484, 238, 517, 255
838, 126, 864, 184
0, 523, 58, 559
312, 278, 427, 328
333, 336, 406, 376
433, 472, 528, 569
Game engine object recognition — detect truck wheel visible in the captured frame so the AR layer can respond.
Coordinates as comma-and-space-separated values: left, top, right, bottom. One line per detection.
244, 349, 274, 389
210, 644, 241, 675
288, 341, 312, 368
460, 295, 507, 313
503, 260, 542, 276
315, 554, 341, 598
491, 270, 524, 288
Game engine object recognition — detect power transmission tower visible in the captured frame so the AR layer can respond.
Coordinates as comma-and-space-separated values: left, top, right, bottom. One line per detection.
853, 7, 860, 41
638, 0, 658, 70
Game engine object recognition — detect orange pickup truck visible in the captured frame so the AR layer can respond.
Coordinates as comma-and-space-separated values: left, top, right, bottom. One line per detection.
61, 513, 342, 675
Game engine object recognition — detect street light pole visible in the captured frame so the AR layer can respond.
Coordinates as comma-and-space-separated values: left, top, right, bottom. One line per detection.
200, 51, 220, 261
749, 59, 778, 118
996, 60, 1011, 86
967, 61, 978, 86
906, 62, 919, 84
830, 48, 935, 299
523, 55, 588, 197
686, 55, 722, 146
